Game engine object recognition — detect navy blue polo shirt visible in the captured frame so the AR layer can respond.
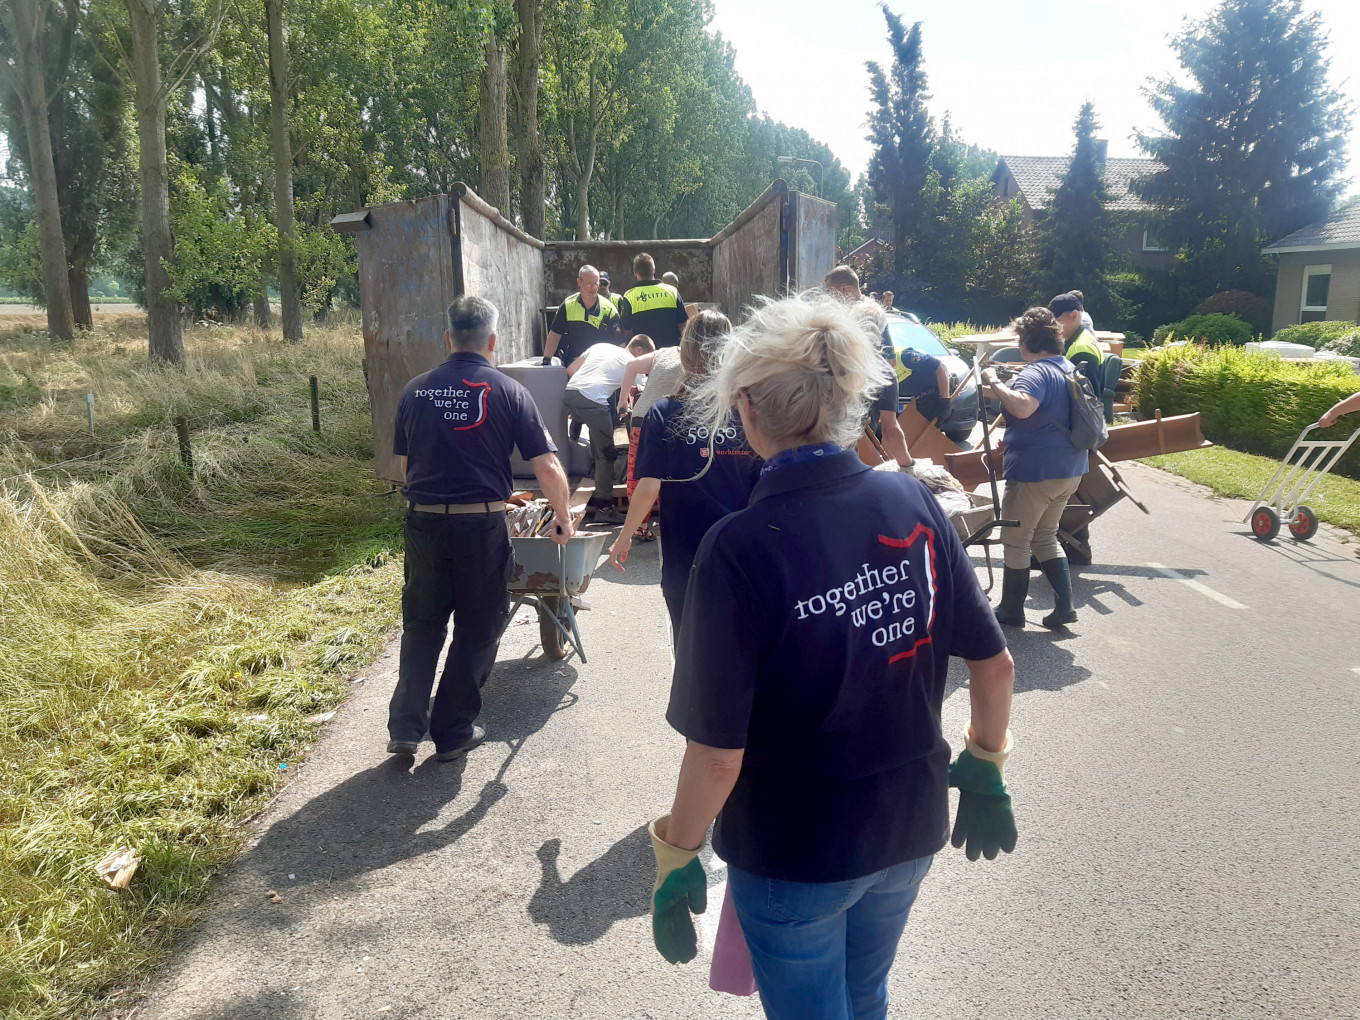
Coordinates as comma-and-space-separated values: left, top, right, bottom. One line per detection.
872, 328, 898, 415
895, 346, 943, 399
633, 396, 761, 630
1002, 356, 1089, 482
666, 449, 1006, 883
393, 352, 555, 504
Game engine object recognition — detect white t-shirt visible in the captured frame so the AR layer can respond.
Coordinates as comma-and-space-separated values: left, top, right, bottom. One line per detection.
566, 343, 632, 404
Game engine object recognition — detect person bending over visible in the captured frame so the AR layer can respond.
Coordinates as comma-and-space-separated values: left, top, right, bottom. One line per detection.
565, 335, 655, 524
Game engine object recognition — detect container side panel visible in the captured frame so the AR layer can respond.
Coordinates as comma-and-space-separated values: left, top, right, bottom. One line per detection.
790, 193, 839, 293
356, 195, 455, 483
712, 199, 782, 322
456, 193, 545, 364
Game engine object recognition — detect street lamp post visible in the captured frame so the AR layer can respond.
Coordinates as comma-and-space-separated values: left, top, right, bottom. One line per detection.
776, 155, 823, 197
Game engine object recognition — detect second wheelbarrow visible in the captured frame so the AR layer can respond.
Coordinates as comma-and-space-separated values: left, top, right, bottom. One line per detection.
508, 531, 611, 662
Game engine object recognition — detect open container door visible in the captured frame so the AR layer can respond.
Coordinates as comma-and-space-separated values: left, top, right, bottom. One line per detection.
334, 195, 458, 484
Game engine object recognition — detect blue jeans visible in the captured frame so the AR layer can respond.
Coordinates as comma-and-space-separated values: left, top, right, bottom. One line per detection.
727, 855, 933, 1020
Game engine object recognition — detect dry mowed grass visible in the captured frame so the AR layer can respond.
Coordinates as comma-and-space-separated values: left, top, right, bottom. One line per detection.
0, 317, 405, 1019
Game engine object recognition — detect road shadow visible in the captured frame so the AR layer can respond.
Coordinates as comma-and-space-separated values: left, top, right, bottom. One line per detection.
1003, 627, 1093, 693
1238, 532, 1360, 590
241, 659, 581, 893
1070, 564, 1150, 616
527, 824, 654, 944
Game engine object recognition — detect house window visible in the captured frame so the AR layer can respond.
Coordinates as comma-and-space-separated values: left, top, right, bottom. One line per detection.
1299, 265, 1331, 323
1141, 228, 1168, 253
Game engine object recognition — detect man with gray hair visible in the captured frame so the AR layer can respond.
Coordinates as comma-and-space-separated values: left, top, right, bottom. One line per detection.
543, 264, 620, 364
389, 294, 574, 761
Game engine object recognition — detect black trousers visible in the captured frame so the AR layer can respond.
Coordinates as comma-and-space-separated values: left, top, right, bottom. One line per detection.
388, 511, 511, 752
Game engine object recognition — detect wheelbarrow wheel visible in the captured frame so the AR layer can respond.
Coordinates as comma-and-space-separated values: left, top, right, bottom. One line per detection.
537, 596, 569, 660
1289, 505, 1319, 542
1251, 507, 1280, 542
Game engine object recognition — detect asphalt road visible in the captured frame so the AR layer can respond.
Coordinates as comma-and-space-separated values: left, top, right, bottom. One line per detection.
129, 464, 1360, 1020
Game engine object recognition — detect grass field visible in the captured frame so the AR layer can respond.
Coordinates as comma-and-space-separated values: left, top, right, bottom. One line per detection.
1145, 445, 1360, 536
0, 317, 405, 1019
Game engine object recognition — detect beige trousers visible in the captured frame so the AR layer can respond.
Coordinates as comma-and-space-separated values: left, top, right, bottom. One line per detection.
1000, 476, 1082, 569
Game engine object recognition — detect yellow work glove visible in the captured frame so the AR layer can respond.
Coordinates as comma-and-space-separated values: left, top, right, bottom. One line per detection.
649, 814, 707, 964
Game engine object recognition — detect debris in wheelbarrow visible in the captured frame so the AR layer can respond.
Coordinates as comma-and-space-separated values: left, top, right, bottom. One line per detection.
508, 532, 611, 662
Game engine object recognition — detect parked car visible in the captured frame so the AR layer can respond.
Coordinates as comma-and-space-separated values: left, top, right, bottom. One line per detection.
886, 315, 979, 442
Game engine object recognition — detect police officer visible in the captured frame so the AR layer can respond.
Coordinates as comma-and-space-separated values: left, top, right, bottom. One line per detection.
618, 253, 689, 348
1050, 291, 1103, 393
543, 264, 621, 365
389, 295, 574, 761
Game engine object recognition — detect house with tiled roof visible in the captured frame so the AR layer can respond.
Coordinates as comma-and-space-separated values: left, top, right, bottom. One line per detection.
990, 144, 1173, 269
1262, 202, 1360, 332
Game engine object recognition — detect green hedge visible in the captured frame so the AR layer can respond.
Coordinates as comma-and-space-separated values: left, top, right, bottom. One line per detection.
1272, 320, 1358, 346
1322, 331, 1360, 358
1152, 313, 1256, 346
1134, 344, 1360, 478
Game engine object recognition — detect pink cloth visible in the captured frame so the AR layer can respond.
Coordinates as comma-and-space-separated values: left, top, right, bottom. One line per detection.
708, 883, 757, 996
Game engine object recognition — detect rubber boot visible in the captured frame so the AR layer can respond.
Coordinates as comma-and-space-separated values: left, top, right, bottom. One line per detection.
1039, 556, 1078, 629
994, 567, 1029, 628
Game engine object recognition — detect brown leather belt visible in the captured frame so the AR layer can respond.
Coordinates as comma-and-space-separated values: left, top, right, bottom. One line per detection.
409, 501, 506, 514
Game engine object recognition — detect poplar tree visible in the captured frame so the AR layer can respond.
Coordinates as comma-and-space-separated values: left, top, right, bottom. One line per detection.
865, 6, 933, 283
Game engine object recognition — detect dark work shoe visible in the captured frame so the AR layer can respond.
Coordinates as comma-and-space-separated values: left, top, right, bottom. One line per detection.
386, 739, 419, 756
590, 506, 627, 526
435, 725, 487, 762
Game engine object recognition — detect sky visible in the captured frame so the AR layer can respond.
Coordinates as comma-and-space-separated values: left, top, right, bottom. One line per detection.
708, 0, 1360, 197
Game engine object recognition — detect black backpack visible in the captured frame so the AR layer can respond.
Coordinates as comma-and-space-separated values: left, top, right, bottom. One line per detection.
1037, 363, 1109, 451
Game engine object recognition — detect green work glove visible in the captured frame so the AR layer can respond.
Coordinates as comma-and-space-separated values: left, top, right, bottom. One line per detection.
649, 814, 707, 964
948, 730, 1017, 862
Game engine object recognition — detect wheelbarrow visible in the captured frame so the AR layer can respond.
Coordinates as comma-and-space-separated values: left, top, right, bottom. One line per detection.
1054, 452, 1150, 565
508, 531, 611, 662
1244, 422, 1360, 542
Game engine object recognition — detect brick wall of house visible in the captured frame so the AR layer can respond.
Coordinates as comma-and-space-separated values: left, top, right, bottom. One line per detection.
1271, 250, 1360, 333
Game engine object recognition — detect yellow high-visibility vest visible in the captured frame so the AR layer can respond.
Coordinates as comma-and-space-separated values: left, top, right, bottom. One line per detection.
1065, 328, 1102, 364
563, 293, 618, 329
622, 281, 681, 314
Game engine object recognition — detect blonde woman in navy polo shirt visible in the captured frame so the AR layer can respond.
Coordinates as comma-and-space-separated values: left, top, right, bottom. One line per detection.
607, 310, 762, 634
645, 293, 1017, 1020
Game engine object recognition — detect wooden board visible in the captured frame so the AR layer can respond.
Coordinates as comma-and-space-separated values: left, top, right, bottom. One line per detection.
858, 403, 962, 465
896, 402, 963, 460
943, 412, 1211, 488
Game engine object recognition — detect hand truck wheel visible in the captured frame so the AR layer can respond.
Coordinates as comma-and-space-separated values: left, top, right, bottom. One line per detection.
1288, 505, 1319, 542
1250, 506, 1280, 542
537, 596, 569, 660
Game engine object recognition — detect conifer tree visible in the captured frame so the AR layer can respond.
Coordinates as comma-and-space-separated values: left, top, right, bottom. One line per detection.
1136, 0, 1350, 297
1039, 102, 1111, 313
865, 6, 933, 284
